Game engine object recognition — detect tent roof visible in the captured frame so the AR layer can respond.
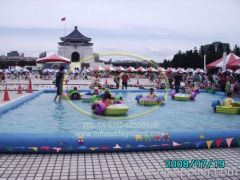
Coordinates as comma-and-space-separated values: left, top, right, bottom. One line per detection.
228, 59, 240, 69
207, 53, 240, 69
36, 54, 71, 64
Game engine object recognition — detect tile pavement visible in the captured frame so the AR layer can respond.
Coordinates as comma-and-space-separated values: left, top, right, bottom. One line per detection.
0, 147, 240, 180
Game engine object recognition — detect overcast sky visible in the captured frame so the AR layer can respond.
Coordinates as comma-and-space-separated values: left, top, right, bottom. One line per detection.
0, 0, 239, 62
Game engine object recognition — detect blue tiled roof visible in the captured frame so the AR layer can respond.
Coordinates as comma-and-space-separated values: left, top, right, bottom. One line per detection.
60, 26, 91, 43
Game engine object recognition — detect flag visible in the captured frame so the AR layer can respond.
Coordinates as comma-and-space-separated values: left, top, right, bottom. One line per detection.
61, 17, 66, 21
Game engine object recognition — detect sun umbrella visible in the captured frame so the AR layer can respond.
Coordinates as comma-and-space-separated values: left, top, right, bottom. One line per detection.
22, 69, 29, 73
157, 67, 166, 72
167, 67, 174, 72
136, 67, 146, 72
147, 67, 157, 72
235, 69, 240, 74
194, 68, 205, 73
115, 66, 126, 72
127, 66, 136, 72
90, 65, 105, 71
43, 69, 51, 73
4, 69, 11, 74
36, 54, 71, 64
105, 66, 116, 71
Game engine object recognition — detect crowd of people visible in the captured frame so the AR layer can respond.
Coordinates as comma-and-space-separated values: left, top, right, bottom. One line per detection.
1, 66, 240, 97
168, 71, 240, 96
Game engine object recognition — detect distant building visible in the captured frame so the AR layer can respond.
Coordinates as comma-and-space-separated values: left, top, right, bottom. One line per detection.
0, 51, 37, 65
201, 42, 230, 53
7, 51, 20, 57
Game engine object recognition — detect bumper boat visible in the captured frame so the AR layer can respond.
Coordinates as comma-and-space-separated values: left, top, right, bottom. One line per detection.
135, 95, 165, 106
170, 90, 197, 101
92, 101, 129, 116
63, 90, 83, 100
81, 94, 100, 103
212, 100, 240, 114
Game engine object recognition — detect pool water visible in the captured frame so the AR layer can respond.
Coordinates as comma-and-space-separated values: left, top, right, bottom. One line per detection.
0, 92, 239, 137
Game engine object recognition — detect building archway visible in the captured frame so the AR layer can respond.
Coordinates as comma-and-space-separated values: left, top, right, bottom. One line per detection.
71, 52, 80, 62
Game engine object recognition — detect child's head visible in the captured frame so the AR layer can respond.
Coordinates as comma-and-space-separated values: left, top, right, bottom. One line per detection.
227, 92, 232, 98
74, 86, 77, 90
94, 87, 99, 91
59, 66, 65, 71
150, 88, 154, 94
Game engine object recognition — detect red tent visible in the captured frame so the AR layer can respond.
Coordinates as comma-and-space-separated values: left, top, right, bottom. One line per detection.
228, 59, 240, 69
207, 53, 240, 69
36, 54, 71, 63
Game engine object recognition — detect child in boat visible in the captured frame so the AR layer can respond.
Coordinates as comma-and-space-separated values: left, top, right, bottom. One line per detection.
223, 92, 234, 107
147, 88, 158, 99
92, 87, 99, 95
102, 89, 112, 106
68, 86, 78, 94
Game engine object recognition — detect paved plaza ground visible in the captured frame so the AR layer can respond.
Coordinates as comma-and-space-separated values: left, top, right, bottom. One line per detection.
0, 147, 239, 180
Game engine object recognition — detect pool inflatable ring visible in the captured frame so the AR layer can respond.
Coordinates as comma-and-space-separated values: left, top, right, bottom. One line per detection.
212, 100, 240, 114
92, 102, 129, 116
135, 95, 165, 106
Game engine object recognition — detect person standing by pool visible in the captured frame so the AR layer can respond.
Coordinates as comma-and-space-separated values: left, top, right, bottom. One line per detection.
54, 66, 65, 103
174, 71, 182, 93
121, 73, 129, 90
114, 74, 120, 89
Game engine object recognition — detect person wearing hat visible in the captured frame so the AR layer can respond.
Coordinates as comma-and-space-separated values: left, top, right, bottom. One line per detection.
54, 66, 65, 102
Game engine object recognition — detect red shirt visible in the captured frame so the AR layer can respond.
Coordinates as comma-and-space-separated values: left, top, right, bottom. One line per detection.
122, 75, 128, 83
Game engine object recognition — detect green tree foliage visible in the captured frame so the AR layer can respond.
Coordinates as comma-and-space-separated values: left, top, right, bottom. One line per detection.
159, 43, 235, 68
233, 45, 240, 56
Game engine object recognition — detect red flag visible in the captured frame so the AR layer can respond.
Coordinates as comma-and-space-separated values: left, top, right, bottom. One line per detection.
61, 17, 66, 21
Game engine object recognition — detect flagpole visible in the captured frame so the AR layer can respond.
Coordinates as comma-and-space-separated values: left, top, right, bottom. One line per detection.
63, 17, 66, 57
64, 18, 66, 36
